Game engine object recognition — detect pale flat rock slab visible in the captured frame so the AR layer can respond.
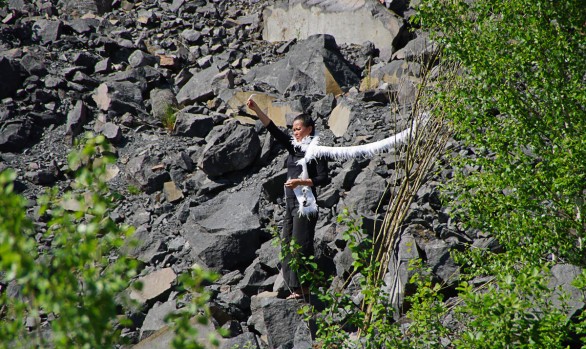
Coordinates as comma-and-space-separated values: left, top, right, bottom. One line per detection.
130, 268, 177, 304
263, 0, 403, 61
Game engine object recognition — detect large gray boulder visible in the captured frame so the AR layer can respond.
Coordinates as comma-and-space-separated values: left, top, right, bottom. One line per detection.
0, 119, 33, 153
150, 88, 178, 122
126, 154, 171, 194
65, 100, 88, 139
176, 66, 220, 106
198, 121, 261, 177
140, 300, 177, 341
423, 238, 460, 286
174, 113, 215, 138
181, 187, 262, 271
93, 81, 146, 117
244, 34, 360, 97
248, 296, 305, 349
361, 60, 422, 91
341, 168, 389, 216
262, 0, 404, 61
59, 0, 112, 16
31, 19, 62, 44
548, 264, 585, 318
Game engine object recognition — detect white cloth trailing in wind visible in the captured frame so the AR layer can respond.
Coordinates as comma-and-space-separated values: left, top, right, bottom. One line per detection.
292, 113, 429, 217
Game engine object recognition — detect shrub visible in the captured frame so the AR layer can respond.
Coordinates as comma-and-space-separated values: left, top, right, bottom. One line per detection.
0, 134, 139, 348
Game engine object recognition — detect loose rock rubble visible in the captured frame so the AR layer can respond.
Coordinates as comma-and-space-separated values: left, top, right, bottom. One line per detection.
1, 0, 581, 348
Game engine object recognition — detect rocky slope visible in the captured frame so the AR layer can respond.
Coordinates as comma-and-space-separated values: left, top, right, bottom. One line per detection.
1, 0, 580, 348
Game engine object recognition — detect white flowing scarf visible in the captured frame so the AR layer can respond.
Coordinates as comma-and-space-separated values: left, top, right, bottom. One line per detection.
290, 113, 429, 217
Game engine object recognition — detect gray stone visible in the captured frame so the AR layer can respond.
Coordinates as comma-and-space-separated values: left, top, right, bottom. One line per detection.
549, 264, 585, 317
20, 53, 47, 76
176, 65, 220, 105
72, 71, 99, 87
174, 113, 215, 138
137, 10, 157, 25
125, 227, 166, 264
255, 297, 304, 349
262, 169, 287, 203
170, 0, 186, 12
312, 93, 336, 117
101, 122, 123, 144
198, 121, 261, 177
392, 32, 438, 63
244, 34, 360, 97
293, 321, 313, 349
364, 60, 422, 90
181, 29, 202, 44
31, 19, 62, 44
59, 0, 112, 16
150, 88, 178, 122
163, 181, 184, 203
333, 244, 354, 278
126, 154, 172, 194
7, 0, 32, 12
423, 239, 459, 285
236, 258, 272, 294
140, 300, 177, 341
66, 101, 88, 139
342, 168, 388, 215
332, 159, 369, 190
92, 81, 146, 116
262, 0, 403, 61
72, 51, 101, 73
24, 167, 58, 186
317, 186, 339, 208
94, 58, 111, 74
128, 50, 158, 68
182, 187, 262, 271
214, 288, 251, 322
257, 239, 280, 272
132, 319, 219, 349
129, 268, 177, 305
67, 17, 100, 34
44, 75, 66, 89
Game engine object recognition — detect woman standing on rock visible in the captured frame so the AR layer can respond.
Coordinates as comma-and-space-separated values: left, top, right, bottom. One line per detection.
247, 96, 329, 300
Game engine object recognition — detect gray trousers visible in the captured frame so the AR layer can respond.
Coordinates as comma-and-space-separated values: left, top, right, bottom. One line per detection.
282, 197, 318, 289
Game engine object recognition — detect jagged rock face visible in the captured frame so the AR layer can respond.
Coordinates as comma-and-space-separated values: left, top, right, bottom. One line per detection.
198, 121, 261, 177
245, 34, 360, 97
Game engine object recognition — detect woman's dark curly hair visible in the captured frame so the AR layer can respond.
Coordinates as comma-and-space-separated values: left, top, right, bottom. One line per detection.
293, 114, 315, 135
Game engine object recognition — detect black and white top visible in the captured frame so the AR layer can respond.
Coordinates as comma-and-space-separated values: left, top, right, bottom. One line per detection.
265, 121, 329, 199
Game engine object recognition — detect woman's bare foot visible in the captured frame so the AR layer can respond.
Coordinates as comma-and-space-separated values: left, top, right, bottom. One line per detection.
286, 287, 310, 300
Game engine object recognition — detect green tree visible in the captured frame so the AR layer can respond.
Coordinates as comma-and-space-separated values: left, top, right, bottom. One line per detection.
0, 134, 139, 348
417, 0, 586, 267
410, 0, 586, 347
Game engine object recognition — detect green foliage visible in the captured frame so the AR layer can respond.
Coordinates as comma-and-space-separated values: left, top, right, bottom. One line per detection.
454, 265, 571, 349
0, 134, 139, 348
127, 184, 142, 195
166, 265, 220, 349
270, 226, 325, 289
162, 104, 178, 132
417, 0, 586, 266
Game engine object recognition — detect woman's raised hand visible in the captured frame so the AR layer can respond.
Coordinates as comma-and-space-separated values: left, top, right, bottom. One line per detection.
246, 94, 258, 112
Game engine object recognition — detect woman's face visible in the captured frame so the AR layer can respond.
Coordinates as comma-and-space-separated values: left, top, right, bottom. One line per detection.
292, 120, 313, 142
